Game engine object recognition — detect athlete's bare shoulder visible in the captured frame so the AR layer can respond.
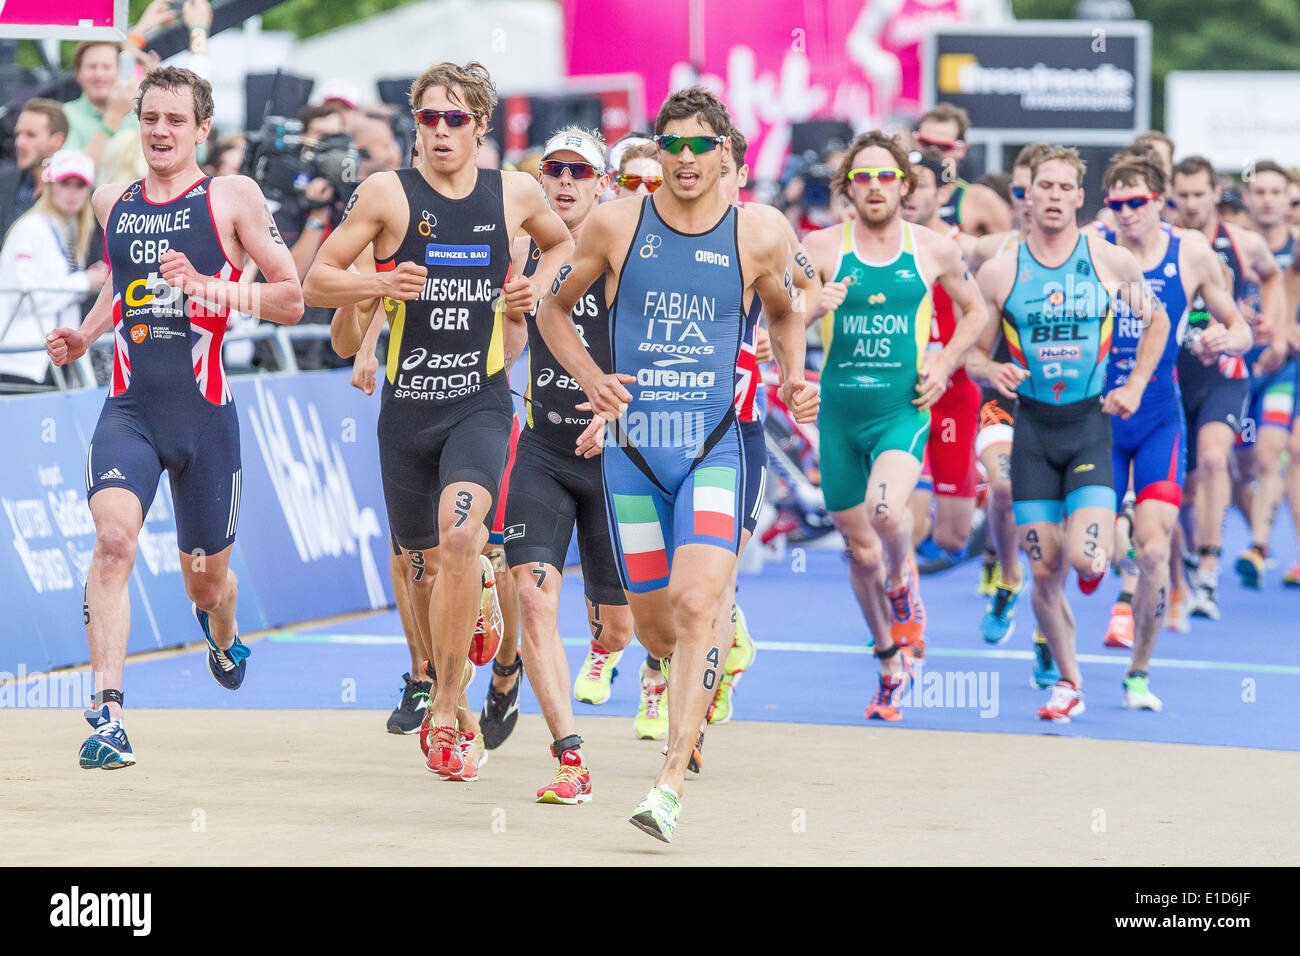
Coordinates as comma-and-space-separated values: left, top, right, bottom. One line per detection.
584, 194, 643, 242
91, 182, 131, 223
207, 174, 267, 209
736, 202, 789, 254
975, 240, 1017, 304
911, 218, 964, 273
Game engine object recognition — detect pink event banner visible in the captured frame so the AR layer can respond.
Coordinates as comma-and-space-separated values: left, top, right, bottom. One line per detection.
0, 0, 116, 27
562, 0, 980, 181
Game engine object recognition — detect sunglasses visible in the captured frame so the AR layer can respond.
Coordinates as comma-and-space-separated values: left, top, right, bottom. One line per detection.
616, 173, 663, 193
541, 160, 597, 180
654, 134, 726, 155
1105, 192, 1160, 211
1010, 186, 1027, 200
916, 134, 960, 152
414, 108, 478, 129
848, 166, 903, 185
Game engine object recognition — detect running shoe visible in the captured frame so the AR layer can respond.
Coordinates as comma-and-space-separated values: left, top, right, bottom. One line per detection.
629, 785, 681, 844
1191, 573, 1220, 620
863, 669, 910, 721
1103, 603, 1135, 649
480, 656, 522, 750
1166, 587, 1192, 633
469, 554, 505, 666
1037, 679, 1085, 722
1284, 564, 1300, 588
573, 641, 622, 706
387, 672, 431, 734
1122, 672, 1163, 712
885, 554, 926, 654
78, 705, 136, 770
661, 711, 708, 773
709, 669, 737, 724
978, 559, 1000, 597
537, 750, 593, 805
421, 660, 476, 758
425, 725, 463, 779
1031, 628, 1060, 689
635, 662, 669, 740
450, 731, 482, 782
980, 564, 1025, 644
725, 604, 756, 675
194, 603, 249, 690
1077, 570, 1104, 596
1234, 547, 1266, 590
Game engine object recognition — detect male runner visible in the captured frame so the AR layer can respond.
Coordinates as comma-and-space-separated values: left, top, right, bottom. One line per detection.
709, 126, 822, 723
498, 127, 637, 803
1171, 156, 1281, 617
302, 61, 573, 781
913, 103, 1012, 237
901, 149, 983, 560
534, 87, 818, 842
966, 144, 1049, 661
45, 66, 304, 768
803, 132, 988, 720
970, 146, 1170, 722
1234, 160, 1298, 587
1091, 156, 1250, 709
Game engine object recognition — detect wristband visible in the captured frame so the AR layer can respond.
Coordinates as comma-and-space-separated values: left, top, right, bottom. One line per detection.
127, 31, 147, 49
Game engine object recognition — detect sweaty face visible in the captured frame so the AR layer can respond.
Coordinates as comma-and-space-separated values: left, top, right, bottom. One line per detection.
846, 145, 906, 226
1029, 159, 1083, 234
416, 85, 485, 174
902, 166, 938, 224
1172, 171, 1218, 230
76, 44, 119, 104
616, 156, 662, 199
657, 117, 725, 202
1246, 170, 1289, 229
138, 85, 209, 172
14, 111, 56, 172
541, 149, 607, 229
1108, 178, 1161, 243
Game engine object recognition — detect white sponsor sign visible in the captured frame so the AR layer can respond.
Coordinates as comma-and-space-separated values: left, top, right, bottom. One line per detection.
1167, 72, 1300, 172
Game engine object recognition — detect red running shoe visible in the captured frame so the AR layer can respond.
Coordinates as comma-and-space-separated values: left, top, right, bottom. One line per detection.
426, 725, 463, 778
536, 750, 593, 805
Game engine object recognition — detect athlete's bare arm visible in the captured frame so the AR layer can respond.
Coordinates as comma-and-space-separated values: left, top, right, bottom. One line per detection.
1091, 235, 1169, 420
536, 203, 634, 420
966, 229, 1020, 276
740, 206, 818, 424
959, 183, 1013, 237
916, 227, 988, 409
969, 253, 1027, 398
800, 225, 847, 327
1234, 224, 1290, 372
46, 185, 127, 363
161, 175, 303, 325
348, 298, 387, 396
750, 202, 823, 323
330, 246, 380, 358
303, 173, 426, 307
1185, 233, 1253, 359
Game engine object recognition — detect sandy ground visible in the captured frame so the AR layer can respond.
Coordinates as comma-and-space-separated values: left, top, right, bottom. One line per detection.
2, 710, 1296, 866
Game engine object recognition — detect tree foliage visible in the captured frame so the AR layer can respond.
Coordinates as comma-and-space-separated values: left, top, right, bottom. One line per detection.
1013, 0, 1300, 129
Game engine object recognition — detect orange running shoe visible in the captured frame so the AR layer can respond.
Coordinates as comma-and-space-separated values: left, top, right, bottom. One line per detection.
425, 725, 464, 778
864, 670, 910, 721
536, 750, 593, 805
1165, 587, 1192, 633
469, 554, 504, 666
1103, 603, 1135, 649
886, 554, 926, 653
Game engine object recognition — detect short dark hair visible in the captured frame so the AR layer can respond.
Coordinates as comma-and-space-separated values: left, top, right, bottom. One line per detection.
728, 126, 748, 168
1248, 159, 1290, 188
654, 86, 730, 137
1104, 157, 1166, 196
135, 66, 214, 125
72, 41, 119, 74
835, 130, 916, 197
410, 61, 497, 146
20, 98, 69, 138
1173, 155, 1216, 184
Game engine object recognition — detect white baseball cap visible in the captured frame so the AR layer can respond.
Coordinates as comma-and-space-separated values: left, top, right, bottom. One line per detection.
318, 79, 361, 110
541, 131, 606, 174
43, 149, 94, 185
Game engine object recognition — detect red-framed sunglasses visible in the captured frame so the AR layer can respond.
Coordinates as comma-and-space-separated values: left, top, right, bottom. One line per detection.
1105, 192, 1161, 211
415, 108, 478, 128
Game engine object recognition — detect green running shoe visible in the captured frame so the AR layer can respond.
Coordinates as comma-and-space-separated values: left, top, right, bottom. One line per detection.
629, 784, 681, 843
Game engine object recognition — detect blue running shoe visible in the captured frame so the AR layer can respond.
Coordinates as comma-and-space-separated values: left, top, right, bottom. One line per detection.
194, 603, 250, 690
1031, 628, 1060, 689
980, 565, 1025, 644
79, 705, 136, 770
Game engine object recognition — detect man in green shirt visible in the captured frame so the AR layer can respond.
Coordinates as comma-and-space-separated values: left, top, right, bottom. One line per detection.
63, 42, 140, 168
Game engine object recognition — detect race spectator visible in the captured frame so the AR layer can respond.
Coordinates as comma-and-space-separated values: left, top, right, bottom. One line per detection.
0, 98, 69, 238
0, 150, 107, 388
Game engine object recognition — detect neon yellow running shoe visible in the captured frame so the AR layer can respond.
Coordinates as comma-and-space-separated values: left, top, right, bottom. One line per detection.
724, 603, 756, 675
573, 641, 622, 706
634, 662, 669, 740
978, 560, 1000, 597
629, 784, 680, 843
709, 669, 736, 724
